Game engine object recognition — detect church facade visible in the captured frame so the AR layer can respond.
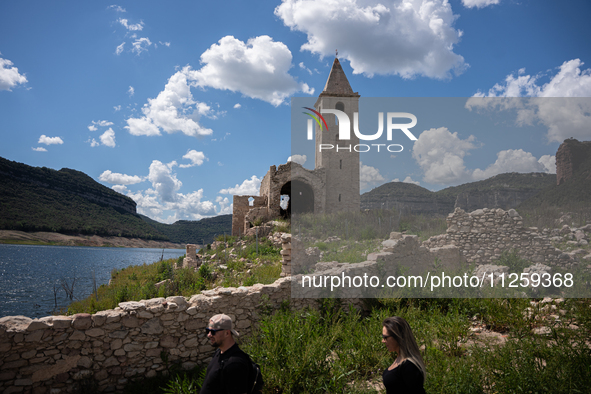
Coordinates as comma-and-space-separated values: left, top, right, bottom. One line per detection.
231, 58, 361, 236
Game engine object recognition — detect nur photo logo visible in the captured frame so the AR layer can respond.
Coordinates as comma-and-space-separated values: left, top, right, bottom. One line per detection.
303, 107, 418, 153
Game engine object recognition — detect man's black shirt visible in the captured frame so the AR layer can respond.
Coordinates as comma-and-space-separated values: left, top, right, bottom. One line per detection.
200, 343, 250, 394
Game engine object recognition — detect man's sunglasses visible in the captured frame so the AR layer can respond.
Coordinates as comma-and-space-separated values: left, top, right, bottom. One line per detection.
205, 328, 225, 335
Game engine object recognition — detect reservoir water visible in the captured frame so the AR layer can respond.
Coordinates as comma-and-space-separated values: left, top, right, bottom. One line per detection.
0, 244, 185, 319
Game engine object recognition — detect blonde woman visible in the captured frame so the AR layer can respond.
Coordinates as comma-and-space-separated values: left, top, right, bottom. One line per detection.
382, 316, 426, 394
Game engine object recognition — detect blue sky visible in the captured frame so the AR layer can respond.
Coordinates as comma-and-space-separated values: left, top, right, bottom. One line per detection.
1, 0, 590, 224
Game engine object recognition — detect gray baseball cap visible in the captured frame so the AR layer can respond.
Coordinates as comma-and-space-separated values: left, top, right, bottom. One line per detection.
208, 314, 239, 337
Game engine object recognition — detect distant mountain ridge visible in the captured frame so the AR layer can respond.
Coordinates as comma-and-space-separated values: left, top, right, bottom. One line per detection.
0, 156, 231, 243
362, 138, 591, 216
361, 172, 556, 216
140, 214, 232, 244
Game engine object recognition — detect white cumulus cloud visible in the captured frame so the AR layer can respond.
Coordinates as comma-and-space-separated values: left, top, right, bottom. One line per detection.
0, 57, 28, 91
112, 185, 128, 193
233, 103, 241, 109
412, 127, 477, 184
32, 147, 47, 152
186, 35, 313, 106
99, 128, 116, 148
148, 160, 182, 203
412, 128, 557, 185
125, 68, 213, 137
180, 150, 207, 168
287, 154, 307, 165
38, 135, 64, 145
538, 155, 556, 174
275, 0, 467, 79
120, 161, 227, 222
128, 86, 135, 96
467, 59, 591, 143
462, 0, 500, 8
360, 162, 385, 191
216, 196, 233, 215
99, 170, 144, 185
472, 149, 547, 180
219, 175, 262, 195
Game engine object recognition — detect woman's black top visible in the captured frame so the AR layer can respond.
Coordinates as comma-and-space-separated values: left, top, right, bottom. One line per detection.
382, 360, 426, 394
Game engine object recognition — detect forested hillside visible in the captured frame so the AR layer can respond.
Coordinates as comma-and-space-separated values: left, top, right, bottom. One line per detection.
0, 157, 232, 242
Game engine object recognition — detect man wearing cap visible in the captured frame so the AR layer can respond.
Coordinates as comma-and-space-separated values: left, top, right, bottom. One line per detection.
200, 314, 251, 394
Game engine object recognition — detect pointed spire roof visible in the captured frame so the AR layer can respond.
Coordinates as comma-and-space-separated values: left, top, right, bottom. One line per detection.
319, 58, 360, 98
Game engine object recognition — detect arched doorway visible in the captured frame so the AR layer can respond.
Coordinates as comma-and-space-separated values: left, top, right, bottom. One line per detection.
280, 180, 314, 218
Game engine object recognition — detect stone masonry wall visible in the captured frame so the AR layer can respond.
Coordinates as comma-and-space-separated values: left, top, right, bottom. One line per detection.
0, 280, 317, 394
231, 195, 267, 236
423, 208, 578, 268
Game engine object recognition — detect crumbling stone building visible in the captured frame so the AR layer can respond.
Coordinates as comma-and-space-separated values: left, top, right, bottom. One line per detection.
232, 57, 361, 236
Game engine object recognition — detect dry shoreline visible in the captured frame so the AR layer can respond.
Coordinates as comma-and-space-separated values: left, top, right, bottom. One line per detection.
0, 230, 185, 249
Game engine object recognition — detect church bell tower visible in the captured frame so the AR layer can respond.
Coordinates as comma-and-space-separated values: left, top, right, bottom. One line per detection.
314, 57, 360, 213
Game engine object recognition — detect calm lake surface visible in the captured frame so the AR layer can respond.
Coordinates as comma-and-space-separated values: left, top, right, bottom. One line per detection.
0, 244, 185, 319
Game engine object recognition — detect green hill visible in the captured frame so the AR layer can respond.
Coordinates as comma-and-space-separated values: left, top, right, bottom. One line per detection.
0, 156, 233, 243
0, 157, 168, 239
140, 214, 232, 245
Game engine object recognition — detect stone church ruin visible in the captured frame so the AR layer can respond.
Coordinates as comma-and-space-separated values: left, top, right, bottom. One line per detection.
232, 57, 361, 236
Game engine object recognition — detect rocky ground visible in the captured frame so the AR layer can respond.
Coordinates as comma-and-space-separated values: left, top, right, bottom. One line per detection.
0, 230, 184, 249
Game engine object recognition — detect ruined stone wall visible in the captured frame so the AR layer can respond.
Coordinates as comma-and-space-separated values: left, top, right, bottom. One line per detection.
231, 195, 267, 236
422, 208, 577, 268
182, 244, 200, 269
0, 280, 318, 394
556, 138, 591, 185
265, 164, 290, 218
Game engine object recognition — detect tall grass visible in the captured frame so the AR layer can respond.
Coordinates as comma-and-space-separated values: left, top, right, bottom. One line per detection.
293, 209, 447, 243
238, 298, 591, 394
519, 202, 591, 229
67, 235, 284, 314
66, 258, 214, 314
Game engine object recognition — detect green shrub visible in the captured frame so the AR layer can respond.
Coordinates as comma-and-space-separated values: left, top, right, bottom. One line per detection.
494, 250, 530, 274
314, 242, 328, 251
198, 263, 213, 281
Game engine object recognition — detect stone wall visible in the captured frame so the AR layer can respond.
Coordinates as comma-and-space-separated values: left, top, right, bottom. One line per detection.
280, 233, 291, 277
231, 195, 267, 236
422, 208, 581, 268
0, 280, 317, 394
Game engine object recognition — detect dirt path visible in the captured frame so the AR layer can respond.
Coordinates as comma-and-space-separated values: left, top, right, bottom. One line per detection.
0, 230, 185, 249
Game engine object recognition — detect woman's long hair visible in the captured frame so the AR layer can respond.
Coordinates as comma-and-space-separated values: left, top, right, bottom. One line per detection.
383, 316, 426, 382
